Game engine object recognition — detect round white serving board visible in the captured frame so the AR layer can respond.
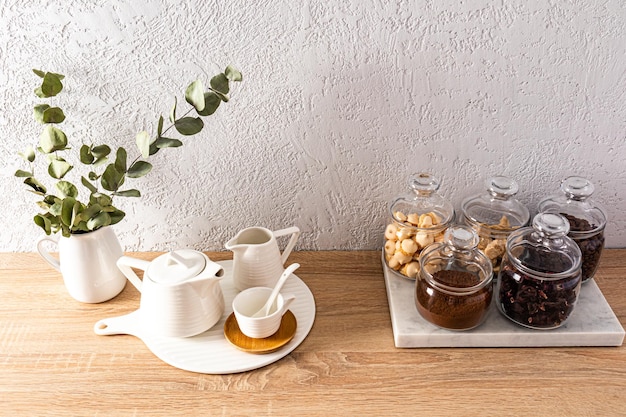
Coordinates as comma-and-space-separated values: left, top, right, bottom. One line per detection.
94, 260, 316, 374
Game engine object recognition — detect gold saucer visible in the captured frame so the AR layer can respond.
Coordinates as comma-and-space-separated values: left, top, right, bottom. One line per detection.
224, 310, 297, 355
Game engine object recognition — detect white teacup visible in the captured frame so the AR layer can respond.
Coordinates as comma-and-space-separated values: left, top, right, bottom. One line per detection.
232, 287, 295, 339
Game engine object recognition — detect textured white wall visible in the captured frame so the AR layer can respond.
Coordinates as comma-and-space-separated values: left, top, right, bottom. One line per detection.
1, 0, 625, 252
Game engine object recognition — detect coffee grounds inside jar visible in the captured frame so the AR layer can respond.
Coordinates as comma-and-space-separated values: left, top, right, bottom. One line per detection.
416, 270, 492, 330
560, 213, 604, 281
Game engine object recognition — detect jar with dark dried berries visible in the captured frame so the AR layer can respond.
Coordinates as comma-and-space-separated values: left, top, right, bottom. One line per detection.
538, 176, 606, 283
496, 213, 582, 330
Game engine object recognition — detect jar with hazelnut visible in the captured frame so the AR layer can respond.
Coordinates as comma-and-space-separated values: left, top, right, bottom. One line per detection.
460, 176, 530, 273
382, 173, 454, 279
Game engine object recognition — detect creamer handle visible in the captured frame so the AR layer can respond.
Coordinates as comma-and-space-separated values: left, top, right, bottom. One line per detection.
273, 226, 300, 264
36, 235, 61, 271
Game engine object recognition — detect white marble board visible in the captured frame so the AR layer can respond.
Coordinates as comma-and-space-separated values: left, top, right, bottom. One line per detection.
383, 261, 625, 348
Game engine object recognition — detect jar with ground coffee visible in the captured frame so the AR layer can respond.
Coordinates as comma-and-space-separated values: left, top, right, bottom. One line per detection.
383, 173, 455, 280
496, 213, 582, 329
538, 176, 606, 283
460, 176, 530, 274
415, 225, 493, 331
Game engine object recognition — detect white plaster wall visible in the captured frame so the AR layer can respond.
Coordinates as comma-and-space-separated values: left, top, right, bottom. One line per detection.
1, 0, 625, 252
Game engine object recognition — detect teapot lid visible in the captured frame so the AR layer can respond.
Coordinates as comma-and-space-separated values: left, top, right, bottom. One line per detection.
147, 249, 206, 284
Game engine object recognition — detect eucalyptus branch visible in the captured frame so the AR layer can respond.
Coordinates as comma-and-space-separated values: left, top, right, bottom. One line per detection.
16, 66, 242, 237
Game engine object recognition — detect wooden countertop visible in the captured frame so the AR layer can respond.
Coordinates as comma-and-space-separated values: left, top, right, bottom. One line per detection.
1, 250, 625, 416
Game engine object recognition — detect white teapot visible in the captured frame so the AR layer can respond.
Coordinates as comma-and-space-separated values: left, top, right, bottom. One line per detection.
116, 250, 225, 338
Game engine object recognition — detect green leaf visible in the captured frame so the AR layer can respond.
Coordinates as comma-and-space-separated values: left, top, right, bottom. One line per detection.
56, 180, 78, 198
49, 201, 62, 216
174, 117, 204, 135
14, 169, 32, 178
80, 145, 95, 164
90, 193, 112, 207
19, 146, 36, 162
155, 137, 182, 148
185, 79, 205, 112
42, 107, 65, 124
24, 177, 46, 194
34, 214, 52, 235
115, 147, 127, 173
39, 72, 63, 98
210, 73, 229, 95
32, 69, 46, 78
197, 91, 220, 116
136, 131, 151, 159
81, 176, 98, 193
91, 144, 111, 158
34, 104, 50, 123
115, 189, 141, 197
101, 164, 124, 192
157, 115, 164, 137
39, 125, 68, 153
127, 160, 152, 178
169, 96, 177, 123
88, 171, 99, 181
225, 65, 243, 82
87, 211, 111, 231
61, 197, 77, 227
80, 203, 102, 220
93, 156, 108, 167
109, 209, 125, 225
149, 141, 160, 156
48, 158, 73, 179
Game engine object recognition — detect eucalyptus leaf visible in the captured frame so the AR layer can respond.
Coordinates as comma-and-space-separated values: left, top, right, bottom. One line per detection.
127, 161, 152, 178
80, 145, 95, 164
155, 137, 182, 148
116, 189, 141, 197
24, 177, 46, 194
90, 193, 112, 207
101, 164, 124, 192
115, 147, 127, 173
49, 201, 63, 216
136, 131, 151, 158
71, 201, 84, 228
32, 69, 46, 78
88, 171, 99, 181
42, 107, 65, 123
81, 176, 98, 193
197, 91, 220, 116
149, 141, 160, 156
14, 169, 32, 178
40, 72, 63, 98
212, 89, 229, 102
174, 117, 204, 135
93, 156, 109, 167
19, 146, 36, 162
34, 104, 50, 123
34, 214, 52, 235
210, 73, 229, 95
170, 96, 177, 123
225, 65, 243, 82
80, 203, 102, 221
157, 115, 164, 136
87, 211, 111, 231
91, 145, 111, 158
48, 159, 73, 179
185, 79, 205, 112
39, 125, 68, 153
56, 180, 78, 198
109, 209, 125, 225
61, 197, 77, 226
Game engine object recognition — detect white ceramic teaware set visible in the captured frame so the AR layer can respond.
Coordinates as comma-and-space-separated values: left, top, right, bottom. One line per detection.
38, 225, 301, 341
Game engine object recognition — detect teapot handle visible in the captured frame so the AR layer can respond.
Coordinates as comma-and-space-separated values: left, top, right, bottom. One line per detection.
273, 226, 301, 265
116, 256, 150, 292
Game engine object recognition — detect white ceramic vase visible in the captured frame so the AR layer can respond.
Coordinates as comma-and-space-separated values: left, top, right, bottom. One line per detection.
37, 226, 126, 303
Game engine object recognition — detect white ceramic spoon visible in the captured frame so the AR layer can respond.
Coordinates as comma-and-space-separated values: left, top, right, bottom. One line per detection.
252, 263, 300, 318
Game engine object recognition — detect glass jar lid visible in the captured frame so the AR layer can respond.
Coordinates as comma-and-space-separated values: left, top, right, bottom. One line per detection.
538, 176, 607, 234
460, 176, 530, 238
419, 225, 493, 294
389, 173, 454, 232
505, 213, 582, 279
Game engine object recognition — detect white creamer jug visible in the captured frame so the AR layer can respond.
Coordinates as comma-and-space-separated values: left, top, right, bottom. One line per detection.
225, 226, 300, 291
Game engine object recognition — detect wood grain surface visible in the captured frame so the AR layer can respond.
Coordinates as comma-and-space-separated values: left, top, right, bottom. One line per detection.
1, 250, 625, 416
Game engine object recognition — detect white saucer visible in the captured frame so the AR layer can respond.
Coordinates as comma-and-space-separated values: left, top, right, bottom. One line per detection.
94, 260, 316, 374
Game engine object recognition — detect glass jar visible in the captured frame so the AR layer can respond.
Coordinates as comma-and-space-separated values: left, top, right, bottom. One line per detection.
383, 173, 455, 280
496, 213, 582, 329
538, 176, 607, 283
415, 225, 493, 331
460, 176, 530, 274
